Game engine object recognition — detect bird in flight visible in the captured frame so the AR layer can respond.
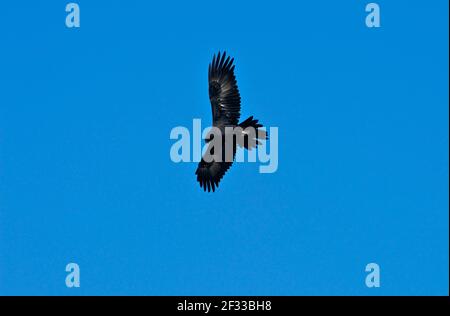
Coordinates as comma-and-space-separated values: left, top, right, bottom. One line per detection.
195, 51, 267, 192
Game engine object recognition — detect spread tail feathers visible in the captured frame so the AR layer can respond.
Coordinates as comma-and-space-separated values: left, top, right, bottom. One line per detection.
237, 116, 267, 150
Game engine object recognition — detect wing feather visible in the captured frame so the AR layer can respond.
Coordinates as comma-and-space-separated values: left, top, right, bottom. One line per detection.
195, 140, 236, 192
195, 159, 234, 192
208, 51, 241, 126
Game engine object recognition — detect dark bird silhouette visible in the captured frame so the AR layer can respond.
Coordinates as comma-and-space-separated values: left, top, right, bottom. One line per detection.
195, 51, 267, 192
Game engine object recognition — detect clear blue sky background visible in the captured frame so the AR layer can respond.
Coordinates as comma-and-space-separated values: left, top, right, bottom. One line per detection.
0, 1, 448, 295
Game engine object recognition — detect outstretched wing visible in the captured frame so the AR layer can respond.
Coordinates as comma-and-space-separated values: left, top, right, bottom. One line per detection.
195, 141, 236, 192
195, 159, 233, 192
209, 52, 241, 126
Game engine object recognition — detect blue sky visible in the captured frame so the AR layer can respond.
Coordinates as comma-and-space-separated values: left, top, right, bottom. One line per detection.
0, 1, 448, 295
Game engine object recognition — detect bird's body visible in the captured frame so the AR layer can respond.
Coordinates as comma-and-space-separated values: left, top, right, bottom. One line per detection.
195, 52, 266, 192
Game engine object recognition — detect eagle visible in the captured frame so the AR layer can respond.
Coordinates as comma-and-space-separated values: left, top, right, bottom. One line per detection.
195, 52, 267, 192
